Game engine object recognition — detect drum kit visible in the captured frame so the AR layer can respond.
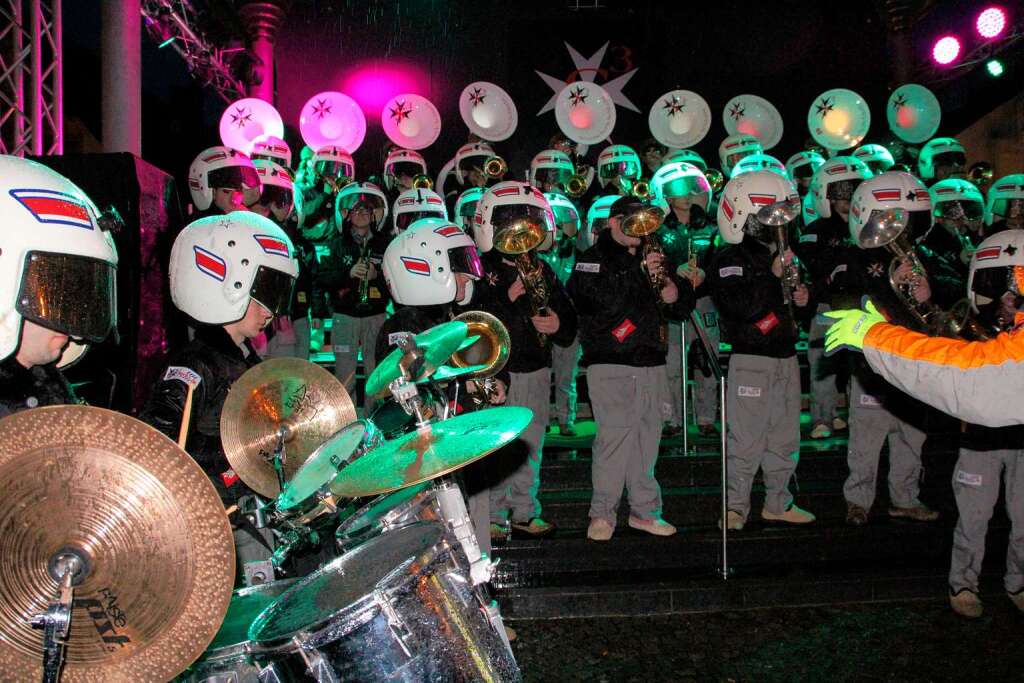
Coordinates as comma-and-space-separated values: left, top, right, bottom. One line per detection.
0, 320, 528, 682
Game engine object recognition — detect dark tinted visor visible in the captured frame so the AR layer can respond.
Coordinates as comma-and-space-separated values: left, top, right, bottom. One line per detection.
933, 151, 966, 169
208, 165, 260, 191
991, 198, 1024, 219
338, 192, 384, 211
396, 210, 443, 231
599, 160, 640, 179
448, 245, 484, 279
314, 160, 354, 179
259, 185, 293, 211
458, 199, 481, 218
458, 155, 487, 173
17, 252, 116, 342
490, 204, 553, 235
791, 164, 816, 180
388, 161, 422, 178
971, 266, 1021, 303
250, 265, 296, 317
865, 160, 891, 174
536, 168, 573, 185
826, 179, 862, 202
906, 210, 934, 243
935, 200, 983, 221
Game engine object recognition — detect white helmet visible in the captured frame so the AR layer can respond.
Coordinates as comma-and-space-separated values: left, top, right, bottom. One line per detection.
454, 142, 496, 183
251, 135, 292, 168
718, 134, 763, 177
529, 149, 575, 189
597, 144, 641, 188
966, 229, 1024, 314
716, 170, 800, 245
454, 187, 487, 231
785, 150, 826, 183
918, 137, 966, 181
930, 178, 984, 232
849, 171, 933, 247
581, 195, 620, 251
985, 174, 1024, 227
730, 153, 787, 178
169, 212, 298, 325
336, 181, 389, 232
852, 143, 895, 174
0, 156, 118, 365
383, 148, 428, 191
253, 160, 295, 223
312, 145, 355, 182
382, 218, 483, 306
811, 156, 872, 219
392, 187, 447, 233
652, 162, 712, 208
472, 181, 554, 253
187, 145, 261, 211
662, 149, 707, 171
545, 191, 582, 239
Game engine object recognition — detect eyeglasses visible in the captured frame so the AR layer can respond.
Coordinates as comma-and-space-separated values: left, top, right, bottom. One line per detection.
350, 206, 371, 215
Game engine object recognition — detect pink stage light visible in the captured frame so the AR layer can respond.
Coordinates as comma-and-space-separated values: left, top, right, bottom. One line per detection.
976, 7, 1008, 39
932, 36, 962, 65
340, 62, 429, 116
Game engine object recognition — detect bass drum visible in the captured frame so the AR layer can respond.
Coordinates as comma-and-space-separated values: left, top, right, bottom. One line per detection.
250, 522, 521, 682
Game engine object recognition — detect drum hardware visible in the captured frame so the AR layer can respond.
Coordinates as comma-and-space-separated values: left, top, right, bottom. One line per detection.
29, 552, 83, 683
366, 319, 472, 398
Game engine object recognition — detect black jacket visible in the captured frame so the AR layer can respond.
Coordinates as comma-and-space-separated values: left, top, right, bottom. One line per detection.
286, 227, 328, 320
708, 237, 807, 358
316, 227, 392, 317
474, 251, 577, 374
139, 325, 259, 503
568, 230, 696, 367
0, 356, 77, 417
795, 213, 862, 311
658, 210, 720, 300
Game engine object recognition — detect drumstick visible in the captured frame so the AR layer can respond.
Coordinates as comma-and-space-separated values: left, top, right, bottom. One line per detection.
177, 382, 195, 450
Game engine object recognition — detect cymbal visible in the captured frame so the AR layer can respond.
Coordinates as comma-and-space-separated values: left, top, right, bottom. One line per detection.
221, 358, 356, 498
329, 406, 534, 498
422, 363, 487, 383
0, 405, 235, 682
365, 321, 469, 398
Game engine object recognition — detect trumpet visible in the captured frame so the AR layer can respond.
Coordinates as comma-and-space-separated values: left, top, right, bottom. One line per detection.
484, 156, 508, 179
449, 310, 511, 405
565, 174, 588, 198
493, 217, 551, 346
412, 174, 434, 190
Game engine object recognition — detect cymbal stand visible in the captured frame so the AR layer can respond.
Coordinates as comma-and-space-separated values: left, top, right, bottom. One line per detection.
390, 334, 432, 430
31, 552, 85, 683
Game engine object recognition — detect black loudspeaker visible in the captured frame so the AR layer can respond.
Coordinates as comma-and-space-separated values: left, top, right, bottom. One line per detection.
30, 153, 185, 414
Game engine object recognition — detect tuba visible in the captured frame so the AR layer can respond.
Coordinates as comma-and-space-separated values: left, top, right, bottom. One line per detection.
449, 310, 511, 405
493, 214, 551, 346
412, 174, 434, 190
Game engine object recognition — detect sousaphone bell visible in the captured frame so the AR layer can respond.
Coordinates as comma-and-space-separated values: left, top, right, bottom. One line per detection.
381, 93, 442, 151
807, 88, 871, 151
723, 94, 784, 150
555, 81, 616, 145
887, 83, 941, 144
219, 97, 285, 156
460, 81, 518, 142
299, 90, 366, 154
648, 89, 711, 150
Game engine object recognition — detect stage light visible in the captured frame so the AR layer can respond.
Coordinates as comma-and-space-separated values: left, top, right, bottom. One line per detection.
158, 36, 176, 48
976, 7, 1007, 39
987, 59, 1005, 76
932, 36, 962, 65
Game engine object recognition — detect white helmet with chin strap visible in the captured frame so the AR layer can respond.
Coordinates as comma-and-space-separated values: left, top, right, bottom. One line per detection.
730, 153, 787, 178
253, 160, 296, 223
852, 143, 895, 174
985, 174, 1024, 227
169, 212, 298, 325
810, 156, 872, 219
596, 144, 641, 188
454, 187, 487, 231
187, 145, 261, 211
383, 148, 428, 191
312, 145, 355, 183
718, 134, 762, 177
336, 181, 389, 231
785, 150, 826, 183
529, 149, 575, 189
652, 162, 712, 207
382, 218, 483, 306
454, 142, 495, 184
918, 137, 966, 182
849, 171, 933, 248
581, 195, 620, 251
0, 156, 118, 366
966, 229, 1024, 315
472, 181, 554, 253
716, 170, 800, 245
544, 191, 582, 245
392, 187, 447, 234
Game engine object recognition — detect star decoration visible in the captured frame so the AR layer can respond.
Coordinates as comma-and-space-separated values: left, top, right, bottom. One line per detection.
229, 106, 252, 129
486, 271, 499, 286
815, 97, 835, 118
1006, 244, 1018, 256
891, 93, 908, 110
728, 102, 746, 121
906, 190, 918, 201
662, 96, 685, 116
468, 87, 486, 106
867, 262, 884, 278
389, 100, 412, 122
569, 86, 588, 107
534, 41, 640, 115
311, 98, 332, 120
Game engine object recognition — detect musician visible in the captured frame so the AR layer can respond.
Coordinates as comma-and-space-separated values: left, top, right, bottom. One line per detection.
841, 172, 944, 526
0, 157, 118, 415
918, 137, 967, 185
141, 213, 297, 584
640, 138, 668, 176
391, 187, 448, 235
717, 133, 763, 179
294, 145, 355, 240
784, 151, 825, 198
569, 194, 701, 541
187, 145, 262, 218
925, 178, 987, 282
985, 174, 1024, 233
824, 231, 1024, 618
382, 148, 429, 201
473, 181, 577, 539
708, 171, 814, 530
529, 150, 576, 195
652, 161, 720, 437
250, 135, 293, 169
316, 182, 391, 413
454, 187, 487, 233
797, 156, 871, 440
455, 142, 502, 190
596, 144, 642, 196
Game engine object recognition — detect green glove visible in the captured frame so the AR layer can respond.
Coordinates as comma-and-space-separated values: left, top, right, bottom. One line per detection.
822, 300, 885, 354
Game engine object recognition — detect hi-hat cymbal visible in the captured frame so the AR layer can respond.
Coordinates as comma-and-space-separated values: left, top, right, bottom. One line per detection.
221, 358, 356, 498
329, 406, 533, 498
0, 405, 235, 682
365, 321, 470, 398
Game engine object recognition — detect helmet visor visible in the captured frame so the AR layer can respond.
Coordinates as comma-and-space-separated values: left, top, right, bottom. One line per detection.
935, 200, 983, 222
726, 151, 753, 169
791, 164, 816, 180
990, 198, 1024, 220
314, 159, 354, 180
17, 252, 116, 342
387, 161, 424, 179
250, 265, 296, 317
826, 179, 862, 202
458, 199, 481, 219
208, 165, 261, 191
448, 245, 484, 280
259, 185, 294, 213
660, 175, 710, 200
599, 160, 640, 180
971, 266, 1022, 305
490, 204, 554, 236
865, 160, 891, 174
933, 151, 966, 170
550, 203, 579, 226
338, 192, 384, 212
536, 168, 574, 186
396, 209, 444, 231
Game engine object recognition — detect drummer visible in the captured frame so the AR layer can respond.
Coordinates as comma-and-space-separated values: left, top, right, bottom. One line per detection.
0, 156, 119, 415
141, 211, 298, 586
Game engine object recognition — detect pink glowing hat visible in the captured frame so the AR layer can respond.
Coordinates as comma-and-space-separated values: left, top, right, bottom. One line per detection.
299, 91, 366, 153
219, 98, 285, 155
381, 94, 441, 150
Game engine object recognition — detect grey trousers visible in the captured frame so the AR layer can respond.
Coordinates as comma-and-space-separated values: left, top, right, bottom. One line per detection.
726, 354, 801, 519
551, 336, 581, 425
588, 364, 667, 523
665, 297, 721, 427
843, 375, 926, 511
807, 303, 841, 427
332, 312, 385, 411
264, 316, 311, 361
950, 448, 1024, 594
490, 368, 551, 523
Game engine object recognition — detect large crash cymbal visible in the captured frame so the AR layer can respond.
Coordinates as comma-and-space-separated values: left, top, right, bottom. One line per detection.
221, 358, 356, 498
0, 405, 235, 682
329, 406, 533, 498
365, 320, 470, 398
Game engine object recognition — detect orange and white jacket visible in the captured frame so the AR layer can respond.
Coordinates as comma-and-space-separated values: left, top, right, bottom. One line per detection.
862, 323, 1024, 428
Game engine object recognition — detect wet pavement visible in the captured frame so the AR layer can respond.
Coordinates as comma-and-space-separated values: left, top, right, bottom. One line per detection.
511, 599, 1024, 682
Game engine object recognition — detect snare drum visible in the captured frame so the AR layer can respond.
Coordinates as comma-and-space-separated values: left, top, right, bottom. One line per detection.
249, 522, 521, 682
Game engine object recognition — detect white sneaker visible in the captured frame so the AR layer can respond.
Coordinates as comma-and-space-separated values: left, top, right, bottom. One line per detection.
587, 517, 614, 542
950, 590, 983, 618
628, 516, 677, 536
718, 510, 745, 531
809, 423, 832, 439
762, 505, 816, 524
